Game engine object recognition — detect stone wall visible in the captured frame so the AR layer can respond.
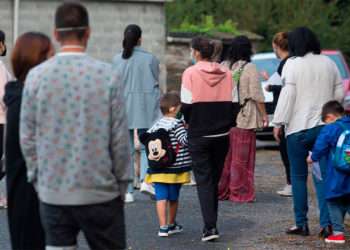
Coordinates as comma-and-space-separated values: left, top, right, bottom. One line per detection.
0, 0, 167, 89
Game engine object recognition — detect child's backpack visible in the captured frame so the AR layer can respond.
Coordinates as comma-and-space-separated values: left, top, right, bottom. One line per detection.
139, 129, 179, 169
333, 122, 350, 174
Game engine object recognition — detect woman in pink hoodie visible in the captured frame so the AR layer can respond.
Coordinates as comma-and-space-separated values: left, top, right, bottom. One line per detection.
181, 37, 234, 242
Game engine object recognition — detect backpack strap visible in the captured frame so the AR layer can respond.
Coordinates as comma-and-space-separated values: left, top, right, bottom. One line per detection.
233, 62, 248, 105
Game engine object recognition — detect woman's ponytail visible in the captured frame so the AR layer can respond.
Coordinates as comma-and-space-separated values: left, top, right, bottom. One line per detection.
122, 24, 142, 59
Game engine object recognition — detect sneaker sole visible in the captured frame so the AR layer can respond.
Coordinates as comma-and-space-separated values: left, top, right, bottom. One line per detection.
168, 229, 183, 235
325, 239, 345, 244
158, 232, 169, 237
202, 235, 219, 242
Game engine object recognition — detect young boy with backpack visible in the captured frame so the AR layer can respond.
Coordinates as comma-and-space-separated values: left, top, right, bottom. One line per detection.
140, 92, 191, 237
308, 100, 350, 244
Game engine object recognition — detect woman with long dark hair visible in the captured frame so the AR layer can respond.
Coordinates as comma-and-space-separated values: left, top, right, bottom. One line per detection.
113, 24, 160, 203
273, 27, 344, 237
218, 36, 268, 203
4, 32, 54, 250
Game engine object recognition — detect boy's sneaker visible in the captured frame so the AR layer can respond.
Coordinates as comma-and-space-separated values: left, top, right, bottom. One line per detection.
277, 184, 292, 197
325, 234, 345, 244
158, 226, 169, 237
202, 228, 220, 242
140, 182, 155, 198
168, 223, 183, 235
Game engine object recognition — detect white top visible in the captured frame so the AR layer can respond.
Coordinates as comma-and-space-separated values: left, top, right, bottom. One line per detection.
272, 53, 344, 136
0, 60, 11, 124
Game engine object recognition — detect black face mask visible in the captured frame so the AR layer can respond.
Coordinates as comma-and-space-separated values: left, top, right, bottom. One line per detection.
0, 44, 6, 57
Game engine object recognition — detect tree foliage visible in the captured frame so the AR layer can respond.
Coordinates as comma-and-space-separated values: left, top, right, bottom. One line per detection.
166, 0, 350, 58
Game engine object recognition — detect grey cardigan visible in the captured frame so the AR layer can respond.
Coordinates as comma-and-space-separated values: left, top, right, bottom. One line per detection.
113, 47, 161, 129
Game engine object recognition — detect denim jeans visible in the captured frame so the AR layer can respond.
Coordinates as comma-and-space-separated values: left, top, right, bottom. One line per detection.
127, 129, 148, 194
312, 157, 331, 228
327, 196, 350, 233
287, 127, 331, 228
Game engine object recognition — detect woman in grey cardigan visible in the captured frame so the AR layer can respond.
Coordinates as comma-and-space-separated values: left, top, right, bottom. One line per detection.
113, 24, 160, 203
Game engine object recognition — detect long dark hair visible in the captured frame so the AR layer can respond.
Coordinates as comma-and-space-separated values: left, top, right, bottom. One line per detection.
227, 36, 252, 67
288, 27, 321, 57
11, 32, 52, 82
122, 24, 142, 59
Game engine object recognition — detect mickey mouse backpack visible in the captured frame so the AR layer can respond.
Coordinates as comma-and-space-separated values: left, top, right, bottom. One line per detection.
333, 122, 350, 174
140, 129, 179, 169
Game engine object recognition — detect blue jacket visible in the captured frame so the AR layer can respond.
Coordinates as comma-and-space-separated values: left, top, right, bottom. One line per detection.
113, 47, 161, 129
311, 116, 350, 200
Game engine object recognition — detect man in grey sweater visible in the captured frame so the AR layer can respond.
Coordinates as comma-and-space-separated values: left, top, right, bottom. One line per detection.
20, 2, 130, 249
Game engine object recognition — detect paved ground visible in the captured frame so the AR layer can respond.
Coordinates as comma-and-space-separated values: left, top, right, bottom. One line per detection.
0, 146, 349, 250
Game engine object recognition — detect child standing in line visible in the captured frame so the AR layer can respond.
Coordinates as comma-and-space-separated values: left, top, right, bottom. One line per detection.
142, 92, 191, 237
308, 101, 350, 244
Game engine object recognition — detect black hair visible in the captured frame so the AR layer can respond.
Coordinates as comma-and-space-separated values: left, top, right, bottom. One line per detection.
227, 36, 252, 67
191, 37, 214, 60
160, 92, 181, 115
0, 30, 5, 43
321, 100, 345, 122
55, 1, 89, 41
288, 27, 321, 57
122, 24, 142, 59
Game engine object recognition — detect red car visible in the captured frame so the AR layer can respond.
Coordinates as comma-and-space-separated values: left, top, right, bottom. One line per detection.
322, 50, 350, 111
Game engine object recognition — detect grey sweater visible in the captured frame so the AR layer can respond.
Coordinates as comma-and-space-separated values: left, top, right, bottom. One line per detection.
20, 52, 131, 205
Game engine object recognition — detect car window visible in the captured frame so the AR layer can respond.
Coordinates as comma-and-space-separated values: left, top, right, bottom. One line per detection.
325, 54, 349, 79
252, 58, 280, 81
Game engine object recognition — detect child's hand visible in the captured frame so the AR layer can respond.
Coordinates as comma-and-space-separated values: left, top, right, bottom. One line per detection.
306, 155, 313, 164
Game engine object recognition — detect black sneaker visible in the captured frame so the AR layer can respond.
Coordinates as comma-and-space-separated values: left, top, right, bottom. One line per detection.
168, 223, 183, 235
286, 224, 310, 236
202, 228, 220, 242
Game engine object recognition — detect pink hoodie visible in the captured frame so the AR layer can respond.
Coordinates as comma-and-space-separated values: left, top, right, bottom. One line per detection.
181, 61, 233, 103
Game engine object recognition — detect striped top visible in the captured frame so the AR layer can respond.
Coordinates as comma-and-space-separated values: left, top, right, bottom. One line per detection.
147, 117, 192, 174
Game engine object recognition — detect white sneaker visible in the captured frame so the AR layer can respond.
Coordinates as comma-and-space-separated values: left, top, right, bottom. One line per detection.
140, 182, 155, 198
277, 184, 292, 197
124, 193, 135, 203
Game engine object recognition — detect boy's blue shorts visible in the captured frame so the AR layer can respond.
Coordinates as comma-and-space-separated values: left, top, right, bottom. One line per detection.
154, 183, 182, 201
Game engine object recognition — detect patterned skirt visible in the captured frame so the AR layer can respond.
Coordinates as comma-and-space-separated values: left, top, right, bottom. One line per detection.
218, 127, 256, 202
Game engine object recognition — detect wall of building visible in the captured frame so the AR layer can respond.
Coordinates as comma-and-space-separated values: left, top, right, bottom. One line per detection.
0, 0, 167, 88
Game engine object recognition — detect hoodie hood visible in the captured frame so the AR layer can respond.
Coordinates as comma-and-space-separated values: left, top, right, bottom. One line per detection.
194, 61, 229, 87
4, 80, 23, 107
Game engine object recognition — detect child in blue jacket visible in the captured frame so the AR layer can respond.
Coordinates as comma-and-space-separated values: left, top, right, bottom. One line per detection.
308, 100, 350, 244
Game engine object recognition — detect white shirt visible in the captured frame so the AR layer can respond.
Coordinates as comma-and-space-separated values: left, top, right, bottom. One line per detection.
272, 53, 344, 136
0, 60, 11, 124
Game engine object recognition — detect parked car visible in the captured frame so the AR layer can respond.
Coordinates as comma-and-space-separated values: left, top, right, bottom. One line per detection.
252, 50, 350, 140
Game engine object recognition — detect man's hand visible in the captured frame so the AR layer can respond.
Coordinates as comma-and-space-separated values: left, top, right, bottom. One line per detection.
262, 114, 269, 128
273, 127, 282, 144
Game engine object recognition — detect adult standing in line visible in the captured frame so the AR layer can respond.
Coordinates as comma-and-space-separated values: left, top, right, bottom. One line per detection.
20, 2, 131, 249
272, 27, 344, 237
4, 32, 53, 250
0, 30, 11, 208
218, 36, 268, 203
113, 24, 160, 203
265, 32, 292, 197
181, 37, 233, 242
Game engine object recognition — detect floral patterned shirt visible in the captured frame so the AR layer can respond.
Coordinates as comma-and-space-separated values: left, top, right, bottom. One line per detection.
20, 52, 131, 205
